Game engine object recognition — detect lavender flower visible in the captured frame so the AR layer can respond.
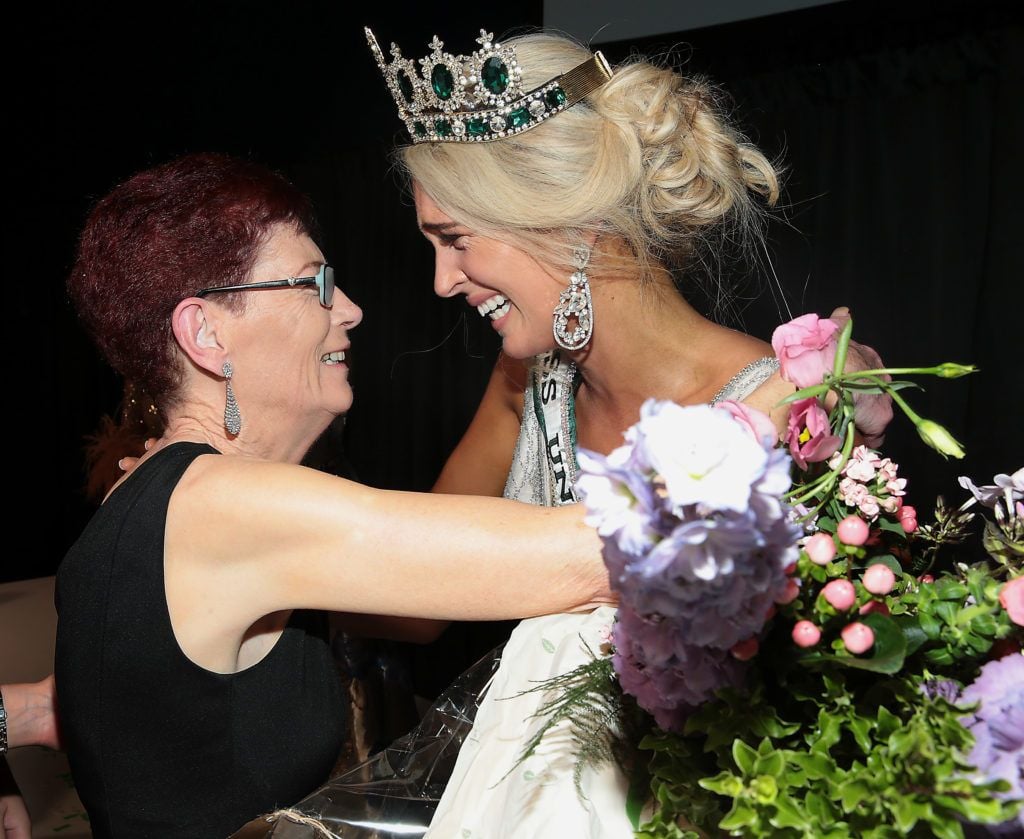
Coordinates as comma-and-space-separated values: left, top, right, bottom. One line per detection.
959, 468, 1024, 510
920, 678, 962, 703
578, 400, 801, 729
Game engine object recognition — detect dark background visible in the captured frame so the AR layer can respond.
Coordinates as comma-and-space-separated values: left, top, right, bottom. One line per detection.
11, 0, 1021, 617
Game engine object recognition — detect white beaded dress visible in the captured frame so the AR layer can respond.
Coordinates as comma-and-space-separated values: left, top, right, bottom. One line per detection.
426, 351, 779, 838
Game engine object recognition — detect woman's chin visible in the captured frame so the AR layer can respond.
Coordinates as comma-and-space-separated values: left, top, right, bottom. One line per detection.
500, 333, 556, 361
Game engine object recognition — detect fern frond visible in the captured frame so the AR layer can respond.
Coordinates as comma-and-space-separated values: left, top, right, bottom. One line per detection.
503, 643, 634, 798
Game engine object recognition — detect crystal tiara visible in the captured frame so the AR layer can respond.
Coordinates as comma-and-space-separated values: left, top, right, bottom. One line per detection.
366, 27, 613, 144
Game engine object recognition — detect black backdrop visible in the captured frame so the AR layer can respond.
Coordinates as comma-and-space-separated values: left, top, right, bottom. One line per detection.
12, 0, 1021, 610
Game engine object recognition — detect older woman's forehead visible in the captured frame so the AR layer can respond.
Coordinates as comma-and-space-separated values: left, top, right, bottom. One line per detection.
252, 225, 324, 278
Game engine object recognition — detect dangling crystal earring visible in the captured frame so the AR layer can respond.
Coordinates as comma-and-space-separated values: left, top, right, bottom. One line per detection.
222, 361, 242, 436
552, 244, 594, 351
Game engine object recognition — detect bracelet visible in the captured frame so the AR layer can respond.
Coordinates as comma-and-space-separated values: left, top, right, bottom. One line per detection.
0, 687, 7, 754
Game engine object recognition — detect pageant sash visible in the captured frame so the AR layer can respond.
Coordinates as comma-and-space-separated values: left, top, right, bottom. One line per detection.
531, 351, 578, 506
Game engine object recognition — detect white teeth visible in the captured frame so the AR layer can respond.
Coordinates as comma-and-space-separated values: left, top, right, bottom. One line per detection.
489, 301, 511, 320
321, 350, 346, 365
476, 294, 507, 317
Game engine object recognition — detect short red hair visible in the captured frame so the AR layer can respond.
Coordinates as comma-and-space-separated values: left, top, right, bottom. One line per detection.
68, 153, 315, 406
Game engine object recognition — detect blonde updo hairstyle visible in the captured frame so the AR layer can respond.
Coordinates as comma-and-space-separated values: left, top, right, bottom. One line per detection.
401, 33, 780, 300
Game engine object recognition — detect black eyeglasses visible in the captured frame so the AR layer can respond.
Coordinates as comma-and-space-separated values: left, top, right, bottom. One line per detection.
195, 264, 335, 308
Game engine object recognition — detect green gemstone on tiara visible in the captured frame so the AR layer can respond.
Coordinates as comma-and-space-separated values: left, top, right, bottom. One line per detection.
431, 64, 455, 100
366, 28, 613, 144
397, 70, 415, 104
481, 57, 509, 95
507, 107, 530, 130
545, 86, 567, 108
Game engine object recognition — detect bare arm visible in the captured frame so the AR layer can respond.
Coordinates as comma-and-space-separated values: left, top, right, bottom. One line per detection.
0, 678, 59, 751
432, 352, 527, 496
170, 455, 609, 633
329, 354, 531, 643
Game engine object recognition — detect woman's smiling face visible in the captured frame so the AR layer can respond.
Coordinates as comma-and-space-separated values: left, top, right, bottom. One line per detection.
414, 183, 566, 360
227, 223, 363, 426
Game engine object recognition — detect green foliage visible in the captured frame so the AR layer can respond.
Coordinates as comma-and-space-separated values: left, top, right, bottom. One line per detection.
519, 344, 1022, 837
635, 671, 1020, 837
628, 535, 1022, 839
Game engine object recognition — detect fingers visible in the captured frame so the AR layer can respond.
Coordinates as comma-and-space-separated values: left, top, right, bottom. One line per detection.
0, 794, 32, 839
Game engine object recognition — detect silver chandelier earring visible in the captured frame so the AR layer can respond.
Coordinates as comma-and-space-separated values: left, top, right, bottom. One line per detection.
222, 361, 242, 436
552, 244, 594, 351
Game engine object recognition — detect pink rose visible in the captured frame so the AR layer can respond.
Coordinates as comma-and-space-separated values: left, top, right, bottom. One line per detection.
827, 308, 894, 448
717, 400, 778, 447
787, 397, 842, 470
1000, 577, 1024, 626
772, 314, 840, 388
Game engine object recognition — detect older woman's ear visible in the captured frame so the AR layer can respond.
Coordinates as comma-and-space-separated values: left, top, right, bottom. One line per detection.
170, 297, 229, 377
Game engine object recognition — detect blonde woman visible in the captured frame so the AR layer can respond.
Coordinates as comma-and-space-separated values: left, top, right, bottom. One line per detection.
366, 28, 890, 836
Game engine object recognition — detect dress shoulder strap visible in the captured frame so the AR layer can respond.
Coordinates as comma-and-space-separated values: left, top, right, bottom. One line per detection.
710, 356, 780, 405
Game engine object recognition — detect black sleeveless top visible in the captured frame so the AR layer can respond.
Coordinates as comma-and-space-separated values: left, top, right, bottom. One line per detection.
55, 442, 345, 838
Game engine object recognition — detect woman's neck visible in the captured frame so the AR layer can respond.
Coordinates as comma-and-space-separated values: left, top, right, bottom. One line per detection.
568, 272, 770, 450
572, 277, 707, 404
159, 400, 326, 465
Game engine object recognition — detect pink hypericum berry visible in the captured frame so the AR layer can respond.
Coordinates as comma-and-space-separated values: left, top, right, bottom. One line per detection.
775, 578, 801, 605
897, 505, 917, 521
900, 516, 918, 534
863, 564, 897, 595
919, 574, 935, 584
859, 600, 891, 616
894, 497, 904, 511
785, 562, 798, 576
841, 622, 875, 654
792, 621, 821, 648
822, 579, 857, 611
837, 515, 870, 546
805, 533, 837, 566
730, 637, 760, 661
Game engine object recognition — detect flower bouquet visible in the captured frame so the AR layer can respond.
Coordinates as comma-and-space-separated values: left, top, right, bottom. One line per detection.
532, 314, 1023, 837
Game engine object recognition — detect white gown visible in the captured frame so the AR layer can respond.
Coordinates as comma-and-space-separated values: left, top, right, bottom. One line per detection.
427, 352, 779, 838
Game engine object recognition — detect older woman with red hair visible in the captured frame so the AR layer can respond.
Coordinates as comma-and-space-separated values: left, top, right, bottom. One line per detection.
53, 153, 610, 838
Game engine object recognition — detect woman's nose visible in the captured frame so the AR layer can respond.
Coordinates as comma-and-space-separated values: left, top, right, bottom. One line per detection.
331, 289, 363, 329
433, 254, 464, 299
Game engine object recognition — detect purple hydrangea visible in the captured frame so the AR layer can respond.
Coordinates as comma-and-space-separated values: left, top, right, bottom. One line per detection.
960, 654, 1024, 830
577, 400, 801, 730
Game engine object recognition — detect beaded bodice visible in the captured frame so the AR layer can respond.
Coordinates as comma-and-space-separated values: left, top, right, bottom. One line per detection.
502, 352, 779, 507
